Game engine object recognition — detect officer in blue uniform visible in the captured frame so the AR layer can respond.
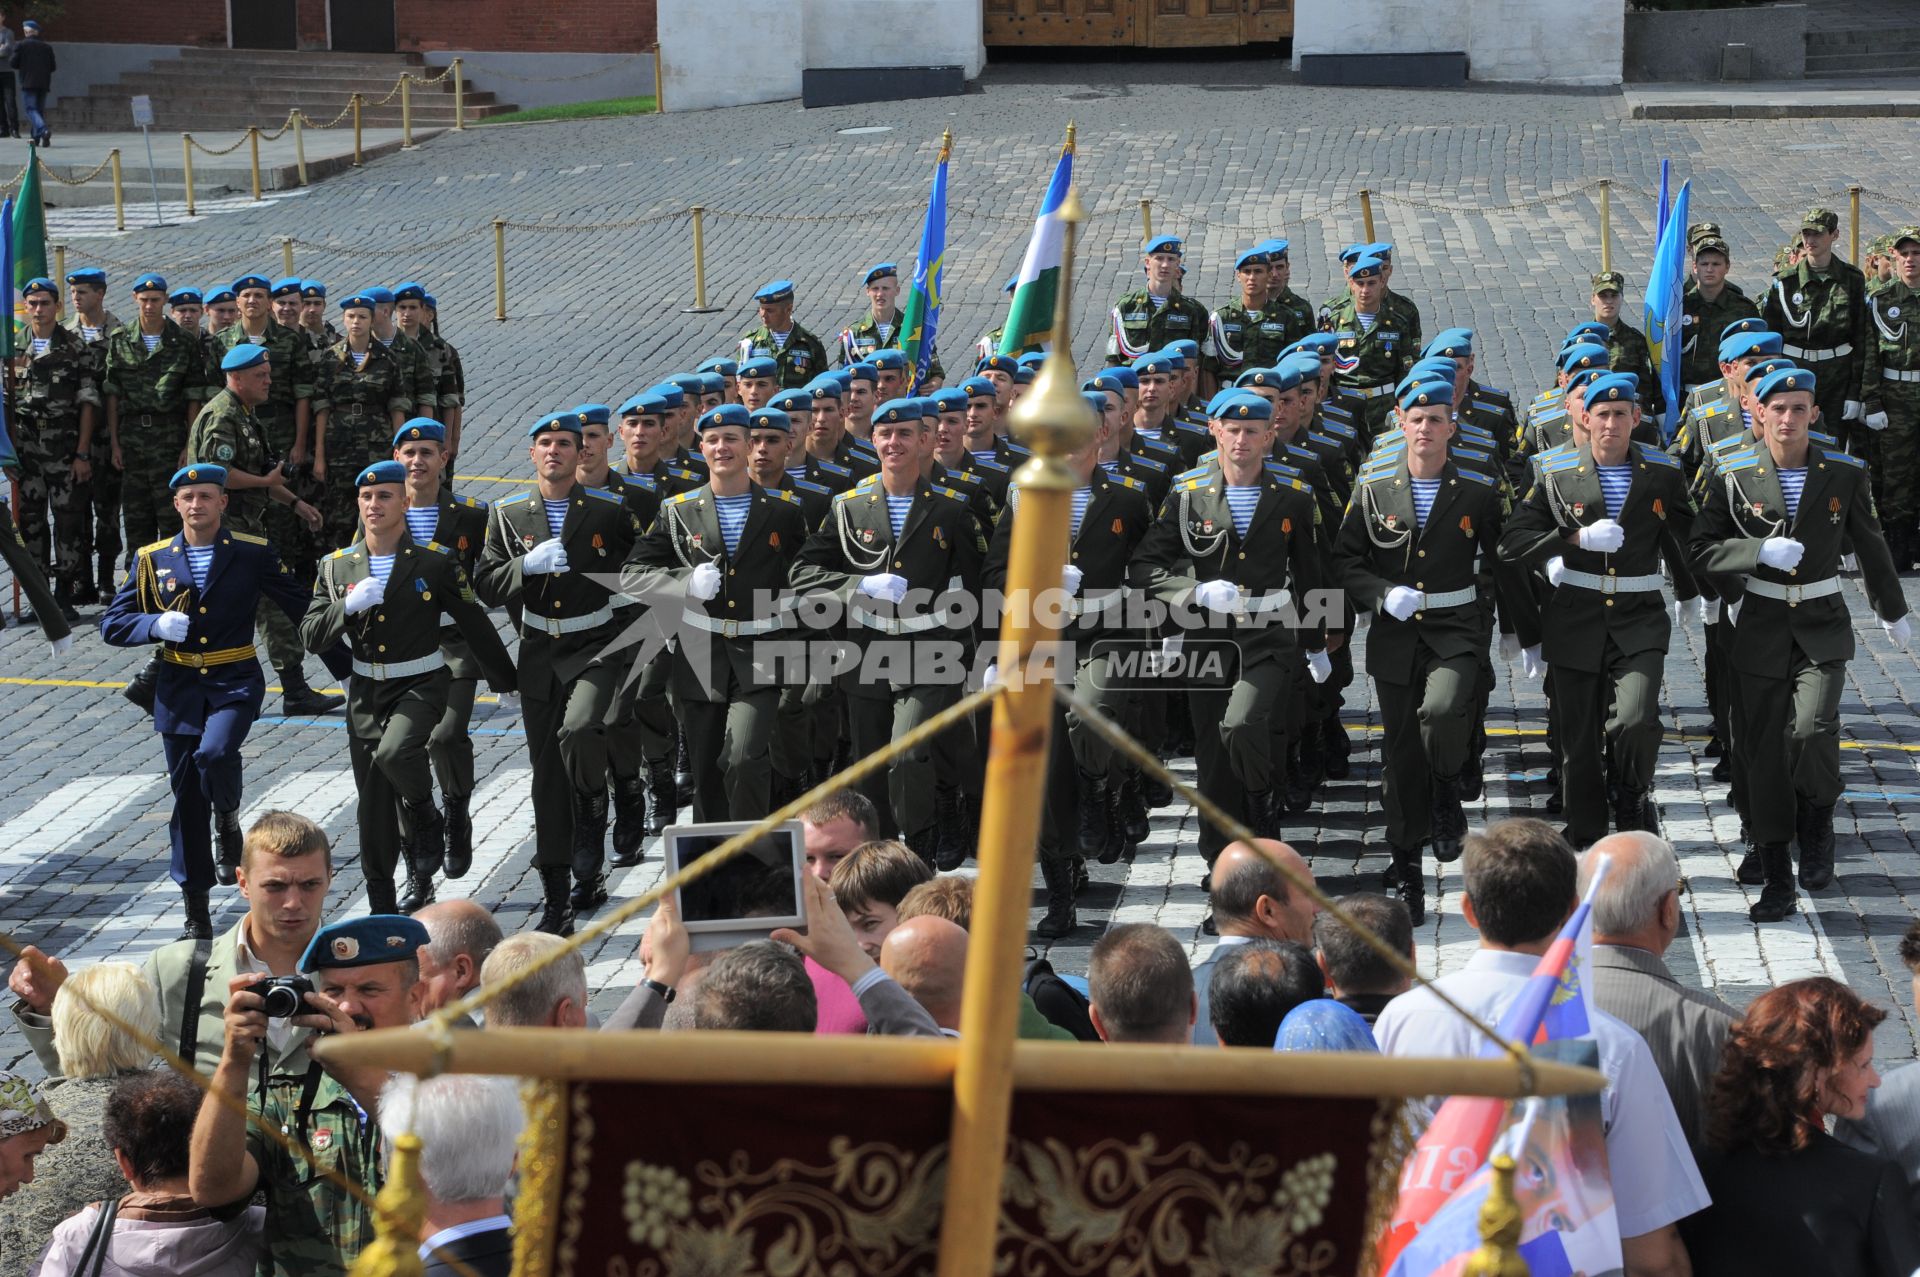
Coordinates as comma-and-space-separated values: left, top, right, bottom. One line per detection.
100, 464, 316, 940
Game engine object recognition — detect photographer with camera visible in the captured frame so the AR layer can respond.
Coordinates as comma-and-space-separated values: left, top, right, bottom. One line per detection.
189, 913, 427, 1277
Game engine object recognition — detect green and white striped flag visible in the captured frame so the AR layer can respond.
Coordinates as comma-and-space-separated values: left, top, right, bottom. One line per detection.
997, 138, 1075, 356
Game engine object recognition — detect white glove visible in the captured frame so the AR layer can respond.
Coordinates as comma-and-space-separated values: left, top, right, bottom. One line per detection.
983, 663, 1000, 688
1194, 579, 1241, 614
48, 633, 72, 658
1499, 633, 1521, 662
1060, 564, 1084, 597
1306, 650, 1332, 684
1520, 645, 1545, 680
687, 561, 722, 601
1727, 598, 1743, 626
343, 575, 386, 616
1841, 552, 1860, 573
1886, 615, 1914, 647
524, 538, 569, 575
1703, 599, 1722, 625
1844, 399, 1865, 422
495, 690, 521, 715
1672, 599, 1690, 628
1575, 518, 1626, 553
857, 573, 909, 604
1758, 536, 1805, 571
153, 611, 190, 642
1383, 585, 1424, 621
1544, 556, 1567, 587
1866, 410, 1891, 432
1160, 633, 1185, 661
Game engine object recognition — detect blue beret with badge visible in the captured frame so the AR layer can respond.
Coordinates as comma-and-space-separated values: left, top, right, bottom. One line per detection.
930, 387, 969, 413
750, 407, 793, 434
1719, 331, 1784, 363
1234, 247, 1271, 271
619, 391, 667, 418
1338, 243, 1367, 264
1131, 351, 1175, 377
1156, 347, 1189, 372
392, 418, 446, 447
221, 344, 269, 372
871, 398, 925, 427
737, 356, 780, 381
301, 279, 327, 300
1744, 357, 1795, 385
168, 287, 203, 306
698, 372, 725, 396
1406, 357, 1459, 386
1080, 372, 1125, 397
1559, 342, 1610, 374
270, 276, 302, 298
1016, 350, 1048, 369
1347, 254, 1386, 280
299, 914, 431, 973
132, 273, 168, 295
1424, 328, 1474, 360
572, 404, 612, 428
1565, 367, 1606, 393
1397, 378, 1455, 411
698, 403, 752, 433
204, 286, 236, 305
870, 349, 909, 372
1365, 241, 1394, 260
1755, 366, 1816, 402
768, 388, 811, 414
339, 292, 376, 314
232, 274, 271, 295
527, 411, 581, 439
805, 377, 844, 402
66, 268, 106, 288
1584, 372, 1639, 404
20, 276, 54, 299
1143, 234, 1183, 257
1720, 316, 1769, 342
1296, 333, 1341, 357
1012, 364, 1037, 385
1082, 391, 1112, 416
1565, 321, 1612, 345
976, 354, 1018, 376
753, 279, 796, 304
647, 382, 687, 409
392, 281, 427, 303
1212, 392, 1274, 421
1280, 352, 1323, 383
365, 285, 395, 306
862, 263, 897, 285
698, 357, 739, 377
667, 373, 705, 397
1107, 365, 1139, 390
961, 375, 998, 400
1257, 237, 1291, 258
169, 464, 227, 490
845, 362, 879, 385
356, 459, 407, 487
1167, 338, 1201, 363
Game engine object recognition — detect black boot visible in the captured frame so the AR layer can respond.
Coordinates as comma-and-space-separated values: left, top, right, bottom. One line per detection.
214, 808, 243, 886
443, 795, 473, 879
1322, 716, 1352, 780
906, 825, 941, 870
70, 567, 99, 608
279, 666, 344, 715
536, 866, 575, 935
180, 888, 213, 941
1458, 754, 1485, 803
1711, 754, 1732, 782
1080, 770, 1116, 864
1142, 768, 1174, 809
571, 787, 610, 911
1749, 843, 1798, 923
405, 798, 446, 881
1381, 853, 1402, 890
1120, 770, 1150, 845
610, 772, 650, 867
1035, 857, 1078, 939
1704, 733, 1725, 759
645, 757, 677, 837
52, 579, 79, 623
1391, 846, 1425, 925
1251, 788, 1282, 840
1613, 786, 1649, 835
1798, 802, 1836, 890
1283, 748, 1316, 813
123, 651, 161, 714
1543, 765, 1563, 815
365, 873, 400, 916
95, 552, 115, 602
398, 852, 437, 913
1431, 775, 1468, 863
933, 787, 968, 872
674, 733, 694, 805
1297, 724, 1327, 793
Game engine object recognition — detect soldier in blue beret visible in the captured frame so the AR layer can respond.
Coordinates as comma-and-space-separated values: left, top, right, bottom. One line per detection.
1318, 254, 1416, 435
1255, 237, 1317, 349
1129, 350, 1210, 469
169, 287, 205, 332
365, 285, 442, 457
51, 266, 121, 603
616, 391, 703, 497
63, 269, 115, 349
390, 283, 463, 467
1107, 234, 1208, 369
318, 292, 414, 546
269, 276, 303, 326
696, 372, 725, 411
294, 280, 337, 354
735, 357, 780, 412
736, 279, 828, 390
101, 463, 322, 934
834, 262, 943, 384
1209, 245, 1303, 390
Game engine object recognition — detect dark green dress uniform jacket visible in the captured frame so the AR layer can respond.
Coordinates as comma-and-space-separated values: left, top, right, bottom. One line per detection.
981, 469, 1153, 643
475, 483, 642, 685
422, 491, 493, 679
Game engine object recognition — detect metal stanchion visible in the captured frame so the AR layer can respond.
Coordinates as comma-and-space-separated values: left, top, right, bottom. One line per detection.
1850, 185, 1863, 263
293, 112, 308, 186
281, 237, 294, 277
248, 126, 262, 201
181, 135, 196, 217
680, 205, 721, 314
52, 244, 65, 297
1359, 188, 1376, 242
493, 219, 507, 321
401, 76, 414, 149
352, 94, 364, 166
653, 43, 665, 113
1600, 178, 1613, 274
110, 149, 124, 233
452, 59, 465, 130
1139, 198, 1152, 244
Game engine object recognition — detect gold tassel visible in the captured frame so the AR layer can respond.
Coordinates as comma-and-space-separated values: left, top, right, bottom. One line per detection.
1461, 1153, 1530, 1277
349, 1132, 428, 1277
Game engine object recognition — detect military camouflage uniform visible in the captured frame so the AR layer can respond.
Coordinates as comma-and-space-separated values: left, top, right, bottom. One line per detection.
1319, 296, 1415, 434
212, 320, 323, 569
10, 324, 101, 588
836, 309, 943, 380
1680, 282, 1760, 391
736, 323, 829, 388
1104, 289, 1208, 366
379, 329, 438, 422
1764, 256, 1870, 453
317, 341, 412, 545
61, 312, 119, 590
1205, 301, 1299, 383
1604, 319, 1665, 419
103, 318, 202, 551
246, 1065, 380, 1277
1862, 275, 1920, 551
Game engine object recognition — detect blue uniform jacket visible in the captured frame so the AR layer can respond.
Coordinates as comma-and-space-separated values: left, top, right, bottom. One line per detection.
100, 527, 313, 735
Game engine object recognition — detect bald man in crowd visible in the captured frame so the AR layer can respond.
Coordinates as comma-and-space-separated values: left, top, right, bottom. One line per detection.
880, 915, 969, 1035
1192, 839, 1318, 1045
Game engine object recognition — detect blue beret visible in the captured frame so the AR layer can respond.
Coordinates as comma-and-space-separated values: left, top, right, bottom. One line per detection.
909, 396, 939, 418
300, 280, 327, 300
1566, 367, 1607, 393
667, 373, 705, 396
270, 277, 302, 298
19, 20, 35, 30
1234, 247, 1271, 271
961, 376, 998, 400
231, 274, 270, 294
1755, 366, 1816, 402
20, 277, 54, 298
168, 287, 203, 306
768, 388, 812, 413
618, 392, 668, 417
339, 293, 377, 313
1280, 353, 1324, 383
1406, 357, 1459, 385
1167, 338, 1201, 362
365, 286, 395, 305
1584, 372, 1639, 405
736, 357, 779, 381
930, 388, 969, 413
976, 354, 1018, 376
1108, 366, 1140, 390
647, 382, 687, 409
203, 286, 236, 305
749, 407, 793, 434
1719, 331, 1784, 363
1082, 391, 1112, 416
1294, 333, 1340, 357
572, 404, 612, 428
1131, 351, 1175, 377
845, 363, 879, 386
356, 459, 407, 487
698, 404, 752, 432
1722, 316, 1770, 341
871, 398, 925, 427
1565, 321, 1611, 344
422, 293, 438, 310
65, 268, 106, 288
1338, 243, 1367, 264
221, 344, 268, 373
697, 357, 739, 377
753, 279, 796, 304
1424, 328, 1474, 359
132, 273, 168, 295
392, 281, 427, 303
1143, 235, 1183, 256
1156, 347, 1189, 372
1015, 350, 1048, 369
392, 418, 447, 447
1256, 237, 1290, 257
1002, 276, 1018, 295
1744, 356, 1795, 385
1559, 342, 1610, 374
1397, 378, 1456, 411
1235, 366, 1302, 393
870, 349, 909, 372
1213, 392, 1274, 422
1013, 365, 1036, 385
1080, 373, 1125, 397
1364, 241, 1394, 259
299, 914, 430, 973
862, 263, 897, 285
805, 377, 844, 402
1347, 255, 1386, 280
169, 464, 226, 489
698, 372, 726, 396
527, 411, 582, 438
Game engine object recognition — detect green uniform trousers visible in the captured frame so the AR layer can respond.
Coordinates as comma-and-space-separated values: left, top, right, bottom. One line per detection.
84, 436, 123, 578
120, 457, 181, 554
523, 663, 620, 869
606, 652, 674, 780
683, 686, 777, 822
1375, 648, 1477, 851
845, 680, 958, 837
428, 677, 478, 802
1880, 386, 1920, 526
1738, 653, 1846, 845
1553, 643, 1666, 847
347, 676, 443, 906
1191, 652, 1290, 862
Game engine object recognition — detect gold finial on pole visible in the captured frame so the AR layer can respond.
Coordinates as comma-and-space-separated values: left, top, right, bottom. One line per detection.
1064, 119, 1076, 155
1461, 1154, 1530, 1277
347, 1132, 429, 1276
939, 127, 953, 163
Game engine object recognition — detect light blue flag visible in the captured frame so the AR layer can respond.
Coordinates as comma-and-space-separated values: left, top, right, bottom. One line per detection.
899, 138, 949, 395
1642, 178, 1691, 442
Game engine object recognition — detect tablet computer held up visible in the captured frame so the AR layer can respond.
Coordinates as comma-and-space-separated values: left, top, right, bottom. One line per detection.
661, 820, 808, 952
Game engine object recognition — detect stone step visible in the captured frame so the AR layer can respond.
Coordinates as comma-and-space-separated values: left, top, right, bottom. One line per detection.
1805, 52, 1920, 75
1807, 29, 1920, 52
43, 100, 506, 131
170, 48, 422, 66
106, 71, 468, 97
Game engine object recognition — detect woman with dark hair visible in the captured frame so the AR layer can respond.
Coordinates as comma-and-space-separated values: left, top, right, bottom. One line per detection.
1683, 977, 1920, 1276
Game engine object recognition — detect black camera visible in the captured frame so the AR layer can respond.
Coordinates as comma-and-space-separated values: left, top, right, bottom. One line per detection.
256, 975, 314, 1019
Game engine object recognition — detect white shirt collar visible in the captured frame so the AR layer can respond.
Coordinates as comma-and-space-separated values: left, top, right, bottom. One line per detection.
419, 1215, 512, 1260
1463, 948, 1545, 977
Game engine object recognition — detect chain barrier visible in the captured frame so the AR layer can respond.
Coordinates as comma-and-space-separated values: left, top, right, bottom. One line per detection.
187, 131, 253, 157
294, 101, 357, 131
286, 228, 493, 259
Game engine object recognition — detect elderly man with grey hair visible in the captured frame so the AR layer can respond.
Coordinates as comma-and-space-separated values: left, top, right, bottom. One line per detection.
379, 1073, 523, 1277
1580, 830, 1735, 1150
479, 932, 589, 1029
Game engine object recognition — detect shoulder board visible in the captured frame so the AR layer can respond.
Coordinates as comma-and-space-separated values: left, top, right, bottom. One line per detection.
1452, 446, 1493, 464
1634, 444, 1682, 469
853, 474, 883, 490
421, 540, 456, 556
668, 490, 703, 505
138, 537, 172, 556
946, 468, 984, 487
1177, 477, 1211, 492
1819, 446, 1867, 468
628, 473, 659, 491
1174, 465, 1212, 483
496, 491, 535, 507
668, 466, 702, 481
1356, 466, 1398, 485
1172, 420, 1212, 437
1317, 418, 1358, 439
1111, 473, 1144, 491
1540, 454, 1584, 473
814, 459, 852, 477
1262, 459, 1304, 478
582, 485, 624, 504
1533, 406, 1568, 424
1808, 429, 1839, 447
1282, 444, 1317, 464
1457, 422, 1496, 441
1456, 467, 1496, 486
1470, 397, 1509, 416
453, 493, 486, 510
1706, 432, 1749, 454
1002, 441, 1033, 456
1720, 451, 1764, 472
973, 456, 1010, 473
328, 547, 351, 560
833, 487, 863, 503
228, 530, 269, 546
1130, 454, 1168, 473
935, 485, 967, 503
1276, 475, 1310, 493
1479, 386, 1510, 399
768, 486, 803, 504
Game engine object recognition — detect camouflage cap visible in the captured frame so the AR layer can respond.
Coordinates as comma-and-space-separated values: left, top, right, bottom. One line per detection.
1590, 270, 1625, 294
1801, 207, 1839, 233
1896, 226, 1920, 249
0, 1071, 62, 1141
1693, 236, 1730, 259
1686, 221, 1724, 248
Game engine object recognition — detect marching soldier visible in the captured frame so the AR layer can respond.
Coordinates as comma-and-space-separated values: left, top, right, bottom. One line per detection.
1764, 207, 1870, 454
1207, 247, 1280, 387
11, 276, 101, 621
796, 376, 867, 489
100, 465, 314, 938
475, 412, 643, 934
1500, 372, 1698, 847
735, 357, 779, 412
835, 262, 943, 382
791, 398, 986, 857
1674, 329, 1782, 478
1588, 271, 1665, 421
392, 418, 497, 883
1333, 377, 1512, 923
1860, 226, 1920, 568
1321, 255, 1413, 435
1689, 367, 1911, 921
737, 279, 829, 389
395, 283, 464, 451
1131, 350, 1211, 469
623, 403, 809, 821
1105, 235, 1208, 368
365, 286, 436, 429
303, 461, 515, 915
615, 391, 703, 495
1423, 328, 1518, 462
1682, 231, 1761, 393
316, 292, 413, 546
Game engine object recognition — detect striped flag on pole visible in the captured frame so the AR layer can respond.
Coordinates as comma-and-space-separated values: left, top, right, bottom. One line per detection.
997, 129, 1075, 356
899, 133, 950, 395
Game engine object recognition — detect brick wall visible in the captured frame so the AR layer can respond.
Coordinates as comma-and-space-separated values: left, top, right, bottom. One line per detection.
47, 0, 228, 45
45, 0, 657, 51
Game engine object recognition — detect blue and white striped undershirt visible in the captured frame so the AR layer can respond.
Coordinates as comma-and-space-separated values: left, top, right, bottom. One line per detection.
714, 492, 753, 554
184, 545, 214, 590
349, 349, 369, 370
28, 337, 48, 357
1224, 485, 1262, 536
368, 553, 395, 583
1100, 460, 1124, 482
1071, 486, 1091, 539
770, 330, 790, 350
1597, 465, 1633, 519
542, 499, 568, 539
885, 493, 913, 540
970, 448, 997, 466
785, 464, 808, 482
404, 506, 438, 545
1778, 467, 1807, 521
1356, 313, 1377, 334
141, 333, 161, 353
1411, 478, 1441, 526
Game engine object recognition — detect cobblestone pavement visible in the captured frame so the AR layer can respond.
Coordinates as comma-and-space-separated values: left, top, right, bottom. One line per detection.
4, 62, 1920, 1074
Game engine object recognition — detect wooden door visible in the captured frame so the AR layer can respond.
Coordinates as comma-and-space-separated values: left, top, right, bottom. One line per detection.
231, 0, 298, 50
984, 0, 1137, 47
330, 0, 397, 52
1146, 0, 1239, 48
1242, 0, 1293, 42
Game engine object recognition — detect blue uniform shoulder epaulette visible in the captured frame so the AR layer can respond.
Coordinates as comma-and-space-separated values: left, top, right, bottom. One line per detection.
1263, 459, 1305, 478
1174, 464, 1211, 483
1720, 450, 1765, 473
946, 468, 984, 487
228, 530, 269, 546
138, 537, 171, 556
1819, 446, 1867, 468
1001, 440, 1032, 457
328, 546, 352, 560
1109, 473, 1144, 492
1706, 432, 1750, 454
934, 485, 967, 503
667, 490, 703, 505
422, 539, 456, 556
767, 486, 803, 504
1130, 453, 1169, 473
1356, 466, 1398, 485
1317, 418, 1358, 439
814, 459, 852, 478
1172, 419, 1211, 437
628, 472, 659, 491
1135, 433, 1181, 454
667, 466, 701, 481
582, 485, 624, 504
1634, 443, 1682, 469
1452, 446, 1493, 465
1479, 385, 1510, 399
496, 491, 535, 507
1808, 429, 1839, 447
1456, 466, 1496, 486
452, 493, 486, 510
790, 477, 831, 496
972, 455, 1011, 474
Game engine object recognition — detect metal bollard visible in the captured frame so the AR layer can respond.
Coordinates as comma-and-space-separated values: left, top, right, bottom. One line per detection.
1850, 185, 1862, 264
653, 43, 665, 113
453, 58, 465, 130
281, 236, 294, 277
680, 205, 721, 314
493, 219, 507, 321
293, 112, 308, 186
182, 134, 196, 217
248, 126, 262, 201
1139, 198, 1152, 245
1599, 178, 1612, 274
401, 76, 413, 149
352, 94, 364, 167
1359, 188, 1376, 243
110, 149, 124, 233
52, 244, 65, 302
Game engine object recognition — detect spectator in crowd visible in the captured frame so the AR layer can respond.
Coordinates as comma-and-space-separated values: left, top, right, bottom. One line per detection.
893, 874, 1077, 1042
478, 933, 588, 1029
1311, 892, 1413, 1025
1191, 840, 1318, 1045
414, 900, 503, 1018
603, 901, 691, 1032
1087, 923, 1195, 1045
0, 963, 159, 1269
378, 1074, 522, 1277
1374, 818, 1706, 1277
803, 790, 879, 882
770, 874, 942, 1036
1206, 940, 1324, 1048
828, 840, 933, 959
29, 1071, 264, 1277
1276, 999, 1380, 1053
694, 942, 818, 1032
9, 812, 333, 1080
1684, 978, 1920, 1275
880, 916, 968, 1034
0, 12, 18, 140
1836, 917, 1920, 1209
0, 1071, 65, 1201
8, 17, 50, 148
1582, 831, 1735, 1149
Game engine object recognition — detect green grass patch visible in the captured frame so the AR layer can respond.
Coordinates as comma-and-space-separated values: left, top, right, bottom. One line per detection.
481, 95, 658, 124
